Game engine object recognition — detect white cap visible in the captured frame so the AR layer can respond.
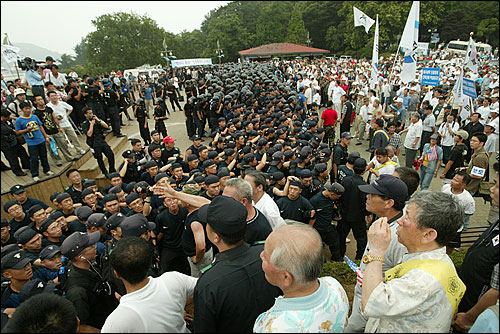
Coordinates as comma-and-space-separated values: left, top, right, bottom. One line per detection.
14, 88, 26, 97
357, 91, 365, 96
394, 97, 403, 103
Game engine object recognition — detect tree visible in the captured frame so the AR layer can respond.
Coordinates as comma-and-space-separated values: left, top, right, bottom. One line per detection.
477, 18, 499, 45
254, 2, 293, 46
286, 4, 308, 45
83, 12, 166, 74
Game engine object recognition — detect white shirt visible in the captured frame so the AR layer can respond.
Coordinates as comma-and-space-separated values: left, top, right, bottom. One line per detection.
484, 133, 498, 154
304, 87, 313, 104
47, 101, 73, 128
403, 120, 423, 149
313, 92, 321, 106
422, 114, 436, 132
477, 105, 491, 125
438, 121, 460, 147
254, 193, 285, 230
45, 72, 67, 88
332, 86, 346, 103
441, 184, 475, 232
101, 272, 197, 333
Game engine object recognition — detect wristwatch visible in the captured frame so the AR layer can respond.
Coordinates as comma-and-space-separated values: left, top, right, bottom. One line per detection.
362, 254, 384, 264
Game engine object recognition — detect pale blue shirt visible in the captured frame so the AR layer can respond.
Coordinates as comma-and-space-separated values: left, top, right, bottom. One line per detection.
25, 70, 44, 86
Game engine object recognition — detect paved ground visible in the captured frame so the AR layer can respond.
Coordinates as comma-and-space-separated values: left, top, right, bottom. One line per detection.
120, 91, 497, 259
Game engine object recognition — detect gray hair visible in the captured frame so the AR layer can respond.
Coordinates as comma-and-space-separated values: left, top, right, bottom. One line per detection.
411, 112, 420, 119
409, 190, 465, 247
225, 178, 253, 202
270, 223, 323, 285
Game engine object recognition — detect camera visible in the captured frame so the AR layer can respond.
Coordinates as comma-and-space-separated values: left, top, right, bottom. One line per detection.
17, 57, 43, 71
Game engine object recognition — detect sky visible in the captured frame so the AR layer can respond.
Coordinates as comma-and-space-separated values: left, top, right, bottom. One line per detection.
1, 1, 230, 56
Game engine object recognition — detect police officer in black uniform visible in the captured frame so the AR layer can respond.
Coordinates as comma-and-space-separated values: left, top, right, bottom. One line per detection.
165, 80, 182, 112
60, 231, 118, 332
153, 98, 168, 138
81, 107, 116, 179
118, 150, 142, 185
133, 98, 151, 145
102, 79, 124, 138
184, 97, 196, 138
85, 78, 106, 121
193, 196, 281, 333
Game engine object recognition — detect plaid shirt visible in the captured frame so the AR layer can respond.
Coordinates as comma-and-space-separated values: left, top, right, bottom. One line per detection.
491, 263, 499, 290
389, 133, 403, 150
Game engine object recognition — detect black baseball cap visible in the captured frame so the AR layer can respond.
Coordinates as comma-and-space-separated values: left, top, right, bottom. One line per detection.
102, 194, 118, 205
60, 231, 101, 259
13, 226, 38, 245
39, 218, 57, 233
187, 154, 199, 162
105, 212, 125, 230
122, 150, 135, 158
81, 188, 94, 199
202, 159, 216, 169
347, 152, 361, 164
55, 193, 71, 204
75, 206, 94, 221
191, 135, 201, 141
1, 250, 31, 271
197, 196, 247, 234
39, 245, 61, 260
19, 278, 56, 302
341, 132, 353, 139
325, 182, 345, 195
10, 184, 25, 195
85, 213, 107, 229
125, 192, 141, 206
205, 175, 220, 186
358, 174, 408, 200
28, 205, 44, 217
300, 169, 313, 178
271, 152, 284, 166
120, 214, 156, 237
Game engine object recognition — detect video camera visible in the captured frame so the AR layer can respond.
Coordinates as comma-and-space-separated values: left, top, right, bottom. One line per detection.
17, 57, 44, 71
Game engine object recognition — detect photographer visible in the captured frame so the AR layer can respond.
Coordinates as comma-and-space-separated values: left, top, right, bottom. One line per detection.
23, 58, 45, 101
119, 150, 142, 184
1, 108, 29, 176
81, 107, 116, 179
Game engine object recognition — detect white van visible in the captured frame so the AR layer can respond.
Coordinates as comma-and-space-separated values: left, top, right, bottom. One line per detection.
446, 40, 492, 56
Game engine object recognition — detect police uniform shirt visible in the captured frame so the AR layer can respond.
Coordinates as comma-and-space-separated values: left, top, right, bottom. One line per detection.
32, 264, 58, 283
119, 161, 141, 185
184, 103, 194, 118
103, 88, 118, 107
1, 231, 16, 247
64, 264, 118, 329
162, 146, 181, 161
9, 214, 31, 234
338, 165, 355, 183
1, 285, 21, 309
65, 185, 84, 204
245, 208, 272, 245
20, 198, 49, 213
135, 105, 147, 121
340, 174, 368, 223
41, 235, 66, 249
309, 191, 336, 233
333, 144, 348, 166
193, 242, 281, 333
156, 205, 188, 250
140, 171, 157, 187
81, 119, 106, 148
276, 195, 314, 224
86, 85, 103, 103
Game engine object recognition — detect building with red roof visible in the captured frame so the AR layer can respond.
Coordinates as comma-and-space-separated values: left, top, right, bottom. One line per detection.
238, 43, 330, 60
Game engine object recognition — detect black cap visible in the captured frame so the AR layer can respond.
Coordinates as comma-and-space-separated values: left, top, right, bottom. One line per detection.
243, 153, 256, 163
122, 150, 135, 158
81, 188, 94, 199
341, 132, 353, 139
154, 173, 169, 183
121, 214, 156, 237
1, 218, 8, 228
14, 226, 38, 245
325, 182, 345, 195
125, 192, 141, 205
55, 193, 71, 204
50, 192, 61, 202
354, 157, 367, 170
347, 152, 361, 164
145, 160, 158, 169
1, 250, 31, 271
39, 245, 61, 260
300, 169, 313, 178
2, 244, 20, 256
10, 184, 25, 195
105, 212, 125, 230
86, 213, 107, 229
314, 163, 327, 173
108, 172, 120, 180
108, 186, 123, 195
102, 194, 118, 205
125, 182, 137, 194
60, 231, 101, 259
197, 196, 247, 234
217, 167, 230, 178
28, 205, 44, 217
39, 218, 56, 233
191, 135, 201, 141
187, 154, 198, 162
3, 200, 18, 213
358, 174, 408, 201
49, 211, 63, 221
75, 206, 94, 221
271, 152, 284, 166
19, 278, 56, 302
205, 175, 220, 186
290, 180, 303, 188
83, 179, 97, 188
202, 159, 216, 169
45, 56, 55, 62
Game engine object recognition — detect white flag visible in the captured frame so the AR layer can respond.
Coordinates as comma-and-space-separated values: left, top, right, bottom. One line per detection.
452, 71, 463, 105
464, 36, 479, 73
460, 97, 474, 122
370, 15, 379, 89
1, 44, 20, 64
399, 1, 420, 84
353, 6, 375, 33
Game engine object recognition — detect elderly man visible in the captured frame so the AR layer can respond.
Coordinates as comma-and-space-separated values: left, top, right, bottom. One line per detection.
360, 191, 466, 332
254, 223, 349, 333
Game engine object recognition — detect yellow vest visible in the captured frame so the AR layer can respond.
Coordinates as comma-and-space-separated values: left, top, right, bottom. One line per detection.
385, 259, 466, 316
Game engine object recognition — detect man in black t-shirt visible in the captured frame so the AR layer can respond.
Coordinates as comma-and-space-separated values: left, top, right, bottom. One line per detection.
276, 180, 315, 225
102, 80, 124, 137
85, 78, 105, 120
33, 95, 75, 165
165, 80, 182, 112
65, 78, 85, 125
81, 107, 116, 178
440, 130, 468, 183
156, 197, 190, 275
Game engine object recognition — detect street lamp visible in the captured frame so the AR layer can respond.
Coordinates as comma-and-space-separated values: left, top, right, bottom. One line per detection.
161, 39, 176, 69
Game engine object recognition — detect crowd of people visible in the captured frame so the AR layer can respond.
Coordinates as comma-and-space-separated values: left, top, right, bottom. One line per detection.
0, 47, 499, 333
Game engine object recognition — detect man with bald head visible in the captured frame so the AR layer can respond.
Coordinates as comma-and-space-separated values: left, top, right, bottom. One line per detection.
254, 223, 349, 332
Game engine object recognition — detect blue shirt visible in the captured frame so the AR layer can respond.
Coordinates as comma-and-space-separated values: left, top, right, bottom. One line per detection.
402, 95, 412, 110
298, 93, 306, 111
25, 70, 44, 86
15, 114, 45, 146
144, 87, 153, 100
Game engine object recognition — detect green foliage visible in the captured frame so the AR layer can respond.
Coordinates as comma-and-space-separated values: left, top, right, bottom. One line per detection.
286, 4, 308, 45
72, 2, 499, 70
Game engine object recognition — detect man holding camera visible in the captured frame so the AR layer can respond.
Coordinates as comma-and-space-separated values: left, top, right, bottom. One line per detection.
81, 107, 116, 179
23, 58, 45, 101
